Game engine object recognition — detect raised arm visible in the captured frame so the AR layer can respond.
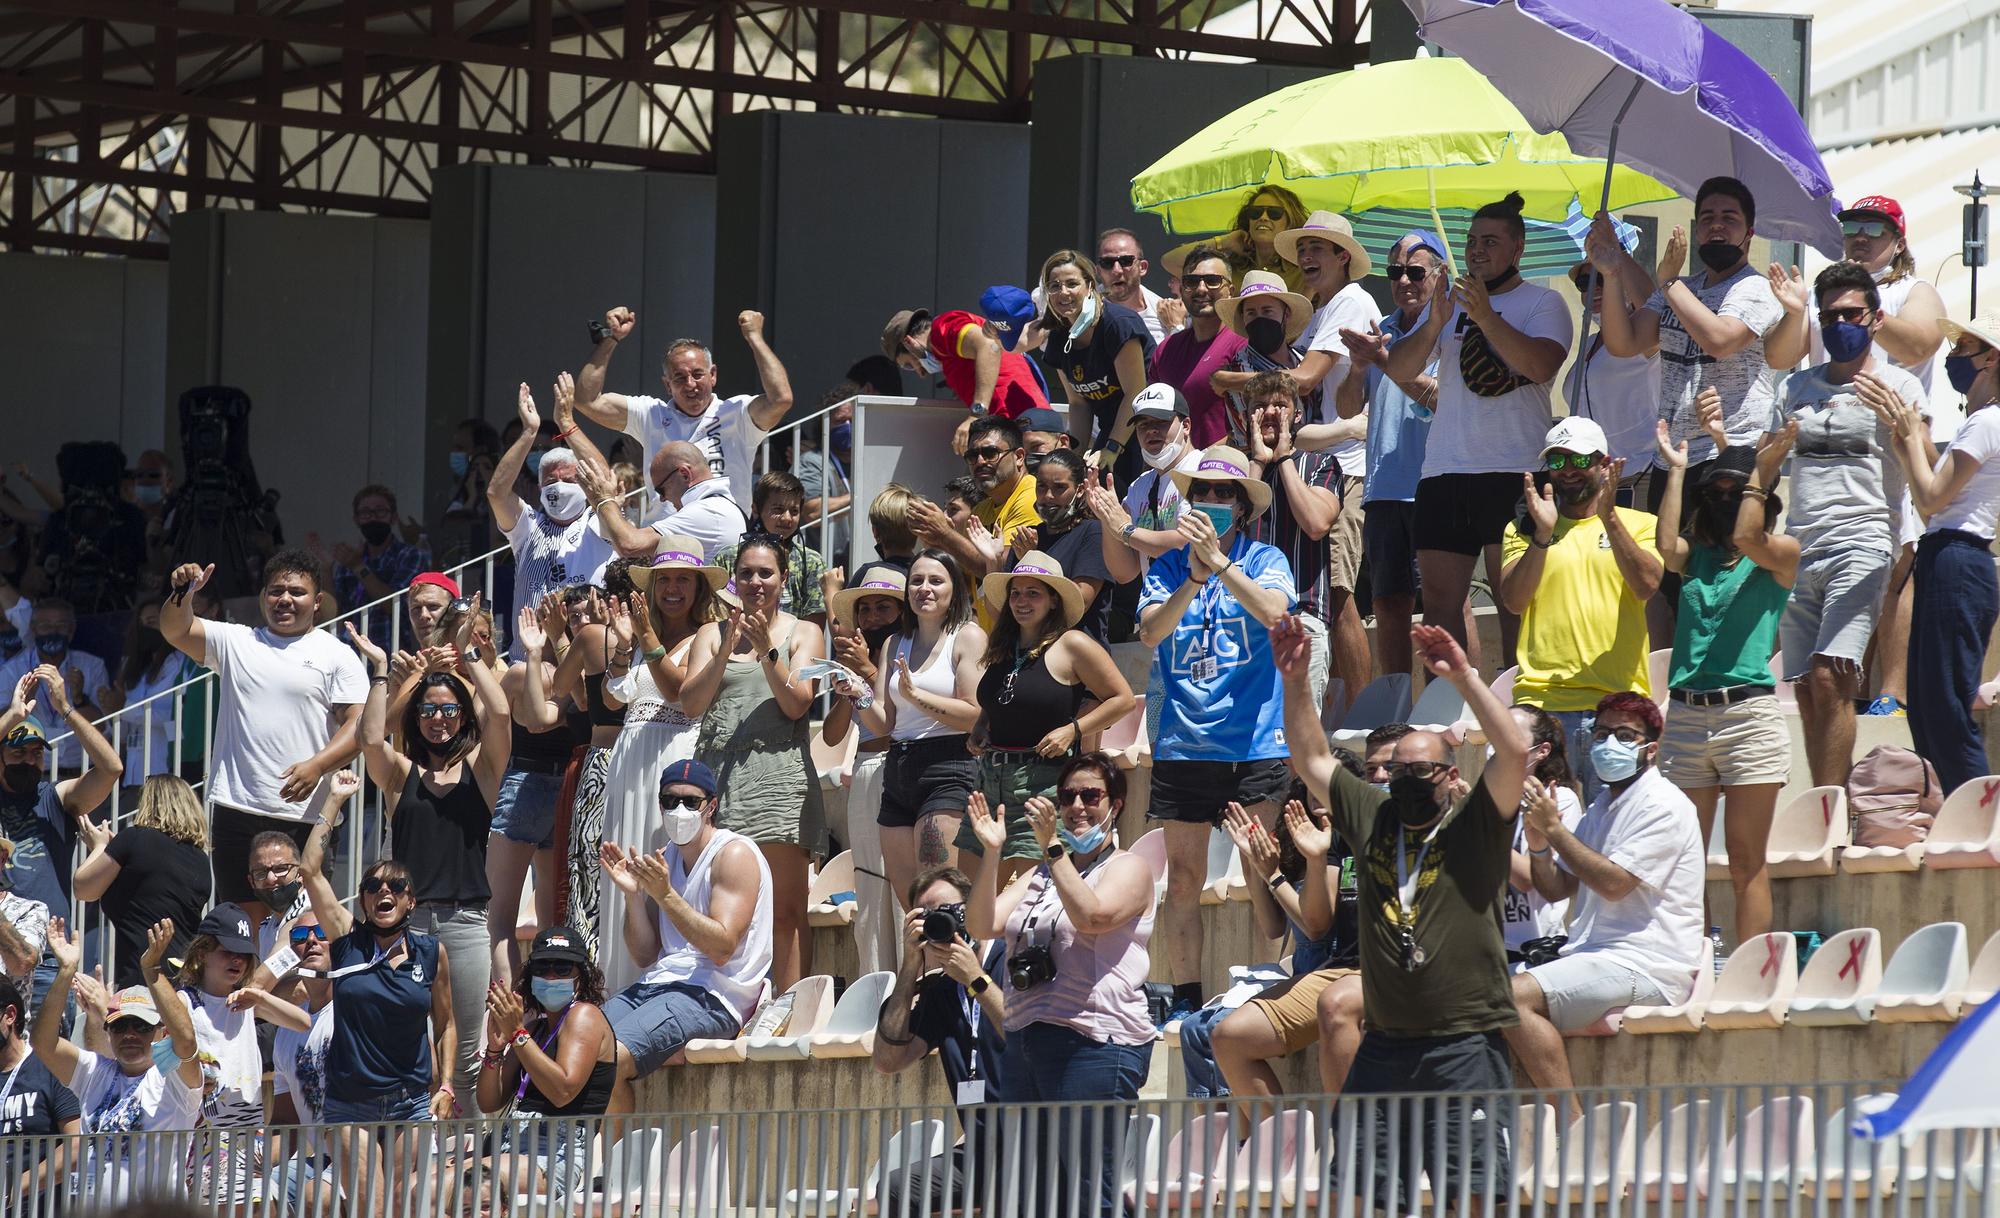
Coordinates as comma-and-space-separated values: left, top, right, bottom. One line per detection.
1520, 779, 1582, 903
30, 918, 83, 1085
572, 306, 638, 432
1025, 798, 1152, 933
1593, 458, 1662, 602
1652, 424, 1693, 575
1414, 625, 1525, 818
1760, 263, 1811, 369
580, 461, 663, 559
141, 920, 204, 1089
1383, 299, 1449, 383
159, 563, 214, 663
38, 667, 122, 817
1497, 478, 1559, 614
1449, 275, 1567, 385
600, 843, 663, 969
963, 792, 1033, 940
301, 774, 359, 939
1865, 370, 1981, 517
487, 384, 540, 535
1739, 422, 1802, 587
737, 310, 797, 432
1224, 801, 1294, 942
1661, 277, 1759, 359
675, 619, 734, 720
1272, 614, 1335, 805
1877, 280, 1947, 370
343, 624, 411, 793
455, 606, 514, 793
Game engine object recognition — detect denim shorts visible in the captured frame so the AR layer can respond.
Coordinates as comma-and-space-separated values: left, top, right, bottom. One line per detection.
321, 1088, 433, 1127
878, 736, 978, 828
603, 981, 741, 1077
493, 767, 565, 848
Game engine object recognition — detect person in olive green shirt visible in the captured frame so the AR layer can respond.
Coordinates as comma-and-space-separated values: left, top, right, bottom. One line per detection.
1275, 613, 1528, 1212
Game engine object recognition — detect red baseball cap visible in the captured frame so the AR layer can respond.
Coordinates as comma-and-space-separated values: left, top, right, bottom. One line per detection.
1839, 196, 1905, 234
408, 572, 461, 598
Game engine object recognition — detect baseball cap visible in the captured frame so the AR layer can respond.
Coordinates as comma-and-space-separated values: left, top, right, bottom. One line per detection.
1541, 416, 1609, 459
1398, 229, 1447, 263
409, 572, 462, 598
1, 718, 47, 749
980, 286, 1038, 351
196, 902, 259, 955
1839, 196, 1905, 235
527, 926, 591, 968
659, 758, 717, 797
879, 309, 932, 361
1696, 446, 1758, 489
108, 986, 164, 1027
1130, 383, 1189, 421
1017, 407, 1068, 436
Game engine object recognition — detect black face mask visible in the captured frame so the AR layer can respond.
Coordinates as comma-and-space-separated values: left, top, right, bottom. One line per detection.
1, 764, 39, 792
1697, 241, 1744, 273
359, 520, 394, 546
862, 623, 898, 654
1244, 316, 1289, 357
258, 880, 304, 917
1483, 267, 1520, 293
1388, 775, 1443, 825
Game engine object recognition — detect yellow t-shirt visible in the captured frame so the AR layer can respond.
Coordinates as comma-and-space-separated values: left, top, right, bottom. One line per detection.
973, 475, 1042, 629
1501, 508, 1656, 712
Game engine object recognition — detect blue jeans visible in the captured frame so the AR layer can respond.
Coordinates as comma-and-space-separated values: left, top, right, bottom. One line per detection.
995, 1022, 1150, 1218
322, 1089, 433, 1127
1546, 709, 1600, 805
1909, 531, 1999, 793
1177, 1005, 1230, 1099
493, 768, 564, 848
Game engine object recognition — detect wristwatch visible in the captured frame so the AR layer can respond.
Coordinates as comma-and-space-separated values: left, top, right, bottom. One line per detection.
765, 647, 781, 665
1045, 842, 1068, 863
588, 319, 615, 344
1121, 522, 1139, 542
969, 400, 990, 416
968, 974, 991, 997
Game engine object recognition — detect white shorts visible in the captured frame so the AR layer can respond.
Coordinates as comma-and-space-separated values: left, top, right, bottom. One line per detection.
1525, 953, 1669, 1030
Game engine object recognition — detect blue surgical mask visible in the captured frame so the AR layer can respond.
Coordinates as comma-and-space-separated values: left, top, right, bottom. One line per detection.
524, 451, 545, 478
149, 1036, 182, 1075
1821, 320, 1872, 363
449, 451, 471, 478
1059, 821, 1108, 857
530, 978, 576, 1012
1590, 736, 1648, 784
133, 484, 163, 507
33, 634, 66, 659
1191, 503, 1235, 536
917, 351, 942, 376
830, 421, 853, 451
1947, 354, 1983, 395
1061, 293, 1101, 353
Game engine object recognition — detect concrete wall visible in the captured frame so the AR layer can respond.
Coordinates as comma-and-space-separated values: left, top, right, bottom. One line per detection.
0, 252, 168, 476
165, 209, 431, 556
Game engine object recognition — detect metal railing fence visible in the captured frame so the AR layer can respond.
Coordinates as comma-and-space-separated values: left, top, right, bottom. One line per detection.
0, 1080, 1993, 1218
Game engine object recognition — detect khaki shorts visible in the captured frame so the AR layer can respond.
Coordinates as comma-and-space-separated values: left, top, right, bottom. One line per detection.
1330, 475, 1365, 593
1659, 693, 1791, 788
1245, 967, 1359, 1055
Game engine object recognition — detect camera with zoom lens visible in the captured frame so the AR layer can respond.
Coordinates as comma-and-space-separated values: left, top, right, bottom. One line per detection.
1007, 944, 1057, 991
921, 902, 967, 945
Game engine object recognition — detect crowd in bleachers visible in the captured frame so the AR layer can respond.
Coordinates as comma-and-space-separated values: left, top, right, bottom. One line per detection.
5, 175, 2000, 1212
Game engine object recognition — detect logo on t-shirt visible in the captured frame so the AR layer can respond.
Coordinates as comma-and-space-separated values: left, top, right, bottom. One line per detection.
1168, 618, 1254, 679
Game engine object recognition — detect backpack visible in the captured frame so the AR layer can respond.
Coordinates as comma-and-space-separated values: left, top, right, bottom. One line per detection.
1847, 745, 1943, 847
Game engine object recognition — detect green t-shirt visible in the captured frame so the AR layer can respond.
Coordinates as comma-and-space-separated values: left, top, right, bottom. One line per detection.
1324, 765, 1517, 1038
1668, 543, 1790, 690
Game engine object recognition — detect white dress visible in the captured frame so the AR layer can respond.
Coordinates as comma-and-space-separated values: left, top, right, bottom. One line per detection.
598, 635, 700, 992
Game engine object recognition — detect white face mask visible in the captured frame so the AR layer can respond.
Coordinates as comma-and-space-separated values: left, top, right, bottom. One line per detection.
664, 807, 704, 846
1142, 433, 1186, 470
541, 480, 587, 522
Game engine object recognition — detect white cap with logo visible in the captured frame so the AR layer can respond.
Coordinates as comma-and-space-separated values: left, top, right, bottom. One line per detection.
1541, 416, 1609, 460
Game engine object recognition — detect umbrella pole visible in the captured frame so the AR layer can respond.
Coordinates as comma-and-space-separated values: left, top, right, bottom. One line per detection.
1573, 78, 1646, 422
1426, 166, 1460, 280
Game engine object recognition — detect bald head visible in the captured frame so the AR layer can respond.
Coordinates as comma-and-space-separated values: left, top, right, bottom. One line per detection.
649, 441, 713, 507
1391, 731, 1449, 765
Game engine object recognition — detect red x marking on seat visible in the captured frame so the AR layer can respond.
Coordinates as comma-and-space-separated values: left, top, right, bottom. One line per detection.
1760, 936, 1784, 978
1979, 780, 1999, 810
1838, 937, 1866, 981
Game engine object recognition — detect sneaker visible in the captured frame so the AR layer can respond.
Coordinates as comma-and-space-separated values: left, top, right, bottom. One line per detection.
1865, 696, 1908, 717
1157, 997, 1201, 1030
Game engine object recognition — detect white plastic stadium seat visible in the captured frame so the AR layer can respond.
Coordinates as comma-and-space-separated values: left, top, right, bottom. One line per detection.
1488, 665, 1519, 705
1766, 786, 1850, 878
1922, 776, 2000, 869
1129, 827, 1168, 905
662, 1124, 732, 1216
1100, 700, 1150, 770
806, 971, 900, 1058
1698, 1095, 1814, 1198
1815, 1095, 1901, 1199
1329, 673, 1413, 742
1786, 927, 1882, 1027
783, 1118, 945, 1218
807, 852, 859, 927
1407, 673, 1470, 730
1144, 1112, 1235, 1209
742, 973, 848, 1059
1705, 804, 1730, 882
1647, 649, 1671, 708
1866, 922, 1970, 1023
1638, 1099, 1710, 1201
812, 728, 860, 788
1960, 929, 2000, 1010
1620, 939, 1715, 1033
1200, 827, 1246, 906
1120, 1112, 1161, 1210
1513, 1103, 1564, 1202
685, 974, 833, 1063
1702, 933, 1796, 1030
1550, 1101, 1639, 1203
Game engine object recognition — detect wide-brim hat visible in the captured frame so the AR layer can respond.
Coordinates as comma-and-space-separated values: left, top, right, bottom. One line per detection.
1942, 314, 2000, 354
1170, 443, 1273, 520
1274, 210, 1373, 279
980, 552, 1088, 626
829, 564, 907, 628
1215, 272, 1313, 343
629, 535, 730, 592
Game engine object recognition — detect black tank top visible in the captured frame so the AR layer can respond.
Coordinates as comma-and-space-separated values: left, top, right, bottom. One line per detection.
978, 642, 1087, 750
520, 1053, 617, 1118
583, 672, 623, 727
390, 763, 492, 904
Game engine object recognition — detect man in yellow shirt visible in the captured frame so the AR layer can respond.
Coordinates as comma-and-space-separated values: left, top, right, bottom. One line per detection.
909, 415, 1041, 629
1499, 417, 1664, 801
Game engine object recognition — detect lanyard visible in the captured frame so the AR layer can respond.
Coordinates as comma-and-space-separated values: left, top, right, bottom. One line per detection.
311, 932, 408, 981
515, 1008, 572, 1101
1394, 821, 1439, 915
0, 1054, 26, 1114
959, 987, 983, 1081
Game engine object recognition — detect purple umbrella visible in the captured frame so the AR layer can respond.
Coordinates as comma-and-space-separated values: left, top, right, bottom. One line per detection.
1404, 0, 1844, 256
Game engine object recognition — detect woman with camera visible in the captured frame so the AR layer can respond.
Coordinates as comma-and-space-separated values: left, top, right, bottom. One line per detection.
966, 752, 1154, 1218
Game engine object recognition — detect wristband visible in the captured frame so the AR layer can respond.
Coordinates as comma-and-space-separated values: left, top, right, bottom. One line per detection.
510, 1028, 533, 1049
369, 675, 389, 685
1529, 533, 1556, 549
643, 644, 668, 661
438, 1082, 456, 1096
1529, 845, 1553, 857
1265, 870, 1285, 889
557, 426, 579, 441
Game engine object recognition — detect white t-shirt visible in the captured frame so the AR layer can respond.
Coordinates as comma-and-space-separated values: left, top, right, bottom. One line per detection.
1301, 283, 1386, 478
1558, 767, 1707, 1003
624, 392, 769, 508
0, 649, 110, 769
1647, 267, 1785, 465
1564, 338, 1663, 468
501, 510, 619, 660
1421, 281, 1575, 477
272, 1002, 335, 1153
1925, 406, 2000, 539
652, 478, 749, 563
1502, 785, 1583, 954
72, 1049, 200, 1198
203, 622, 369, 822
1122, 446, 1204, 538
180, 988, 263, 1128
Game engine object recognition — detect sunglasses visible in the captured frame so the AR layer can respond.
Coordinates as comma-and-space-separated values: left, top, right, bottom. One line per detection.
290, 925, 327, 946
1188, 483, 1239, 502
660, 794, 706, 813
1589, 725, 1650, 744
1818, 306, 1872, 326
1384, 264, 1430, 283
1057, 787, 1106, 807
1242, 206, 1287, 222
1544, 452, 1597, 471
528, 961, 578, 979
107, 1018, 153, 1036
1383, 761, 1449, 780
249, 864, 298, 882
1841, 218, 1894, 239
1182, 273, 1229, 289
1097, 254, 1137, 269
965, 445, 1010, 464
361, 877, 411, 896
417, 703, 462, 719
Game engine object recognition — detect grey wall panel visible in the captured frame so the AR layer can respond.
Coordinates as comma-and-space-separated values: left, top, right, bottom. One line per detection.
936, 124, 1034, 307
369, 219, 436, 528
640, 173, 720, 374
0, 252, 168, 480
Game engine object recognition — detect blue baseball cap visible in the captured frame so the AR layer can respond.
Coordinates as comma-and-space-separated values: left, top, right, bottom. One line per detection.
979, 285, 1038, 351
1, 717, 47, 749
1397, 229, 1447, 262
659, 759, 717, 797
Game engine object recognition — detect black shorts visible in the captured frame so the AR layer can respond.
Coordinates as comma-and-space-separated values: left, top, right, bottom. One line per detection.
1363, 500, 1422, 600
1413, 473, 1525, 557
1340, 1030, 1516, 1210
1146, 758, 1292, 825
877, 736, 978, 828
210, 803, 315, 904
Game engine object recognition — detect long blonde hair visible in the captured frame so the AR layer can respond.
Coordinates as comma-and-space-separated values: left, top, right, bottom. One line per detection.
134, 775, 207, 848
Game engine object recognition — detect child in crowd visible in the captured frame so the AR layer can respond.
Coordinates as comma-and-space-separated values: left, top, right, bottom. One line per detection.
715, 473, 828, 625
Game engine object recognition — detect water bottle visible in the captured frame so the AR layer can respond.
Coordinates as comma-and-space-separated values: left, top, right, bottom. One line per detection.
1709, 926, 1727, 977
